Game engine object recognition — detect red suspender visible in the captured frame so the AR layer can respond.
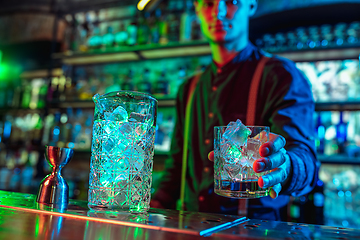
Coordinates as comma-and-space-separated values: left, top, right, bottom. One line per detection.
238, 56, 271, 216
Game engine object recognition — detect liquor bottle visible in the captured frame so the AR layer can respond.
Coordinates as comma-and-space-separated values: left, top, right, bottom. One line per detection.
180, 2, 193, 42
58, 112, 69, 148
312, 179, 325, 225
77, 13, 89, 52
168, 13, 180, 43
137, 13, 150, 45
65, 108, 74, 148
336, 111, 347, 153
136, 68, 152, 94
72, 109, 83, 149
21, 81, 32, 109
334, 23, 347, 47
58, 76, 67, 101
76, 111, 92, 150
104, 74, 121, 94
274, 33, 286, 52
155, 112, 165, 149
6, 82, 14, 108
347, 21, 360, 44
127, 19, 138, 46
62, 14, 74, 52
315, 114, 325, 154
47, 77, 59, 102
121, 69, 135, 91
308, 26, 321, 49
0, 82, 6, 108
153, 70, 170, 97
191, 17, 202, 41
157, 9, 169, 45
29, 79, 42, 109
286, 31, 297, 50
115, 22, 129, 47
288, 195, 307, 223
102, 25, 115, 49
320, 24, 334, 48
149, 11, 160, 44
171, 66, 187, 96
12, 81, 22, 108
88, 26, 102, 50
49, 112, 61, 147
73, 13, 83, 51
37, 80, 48, 109
42, 114, 54, 146
262, 34, 275, 51
64, 77, 77, 101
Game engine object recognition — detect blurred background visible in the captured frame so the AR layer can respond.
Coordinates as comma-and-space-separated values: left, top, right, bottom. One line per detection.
0, 0, 360, 229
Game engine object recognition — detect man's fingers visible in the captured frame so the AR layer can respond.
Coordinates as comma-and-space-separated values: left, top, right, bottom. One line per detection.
208, 151, 214, 162
259, 134, 286, 157
269, 183, 282, 199
258, 164, 289, 188
253, 148, 288, 173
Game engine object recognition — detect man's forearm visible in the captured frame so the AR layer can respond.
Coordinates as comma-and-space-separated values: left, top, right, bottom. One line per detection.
281, 146, 318, 196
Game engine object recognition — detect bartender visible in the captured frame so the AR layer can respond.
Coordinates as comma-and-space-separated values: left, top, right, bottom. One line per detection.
151, 0, 319, 221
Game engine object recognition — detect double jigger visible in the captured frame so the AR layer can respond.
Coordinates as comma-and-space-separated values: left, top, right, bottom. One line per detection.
36, 145, 74, 209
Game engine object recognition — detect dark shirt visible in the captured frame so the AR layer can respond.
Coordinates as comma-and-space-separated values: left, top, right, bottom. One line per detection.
153, 43, 319, 220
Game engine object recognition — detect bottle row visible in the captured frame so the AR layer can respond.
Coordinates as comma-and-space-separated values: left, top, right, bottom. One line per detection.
0, 56, 210, 109
0, 106, 175, 153
314, 111, 360, 156
2, 58, 358, 111
1, 108, 359, 158
63, 1, 203, 52
296, 59, 360, 103
0, 146, 89, 200
319, 164, 360, 228
255, 21, 360, 52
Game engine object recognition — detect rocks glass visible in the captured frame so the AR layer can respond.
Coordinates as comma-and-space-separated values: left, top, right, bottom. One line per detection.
214, 124, 270, 199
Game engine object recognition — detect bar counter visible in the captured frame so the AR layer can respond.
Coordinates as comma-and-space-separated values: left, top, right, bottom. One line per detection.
0, 190, 359, 240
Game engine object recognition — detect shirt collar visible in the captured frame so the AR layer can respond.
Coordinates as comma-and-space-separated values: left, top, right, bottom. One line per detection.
210, 42, 256, 75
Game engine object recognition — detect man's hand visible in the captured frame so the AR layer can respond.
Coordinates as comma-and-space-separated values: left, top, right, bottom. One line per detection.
208, 133, 291, 199
253, 133, 291, 199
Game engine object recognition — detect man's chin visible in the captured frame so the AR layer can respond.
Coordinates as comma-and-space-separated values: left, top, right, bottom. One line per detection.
207, 37, 234, 45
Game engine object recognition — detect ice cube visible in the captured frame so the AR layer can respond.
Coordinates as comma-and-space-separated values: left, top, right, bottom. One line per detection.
223, 163, 241, 180
119, 122, 133, 136
221, 142, 242, 164
253, 130, 269, 144
124, 143, 145, 171
104, 106, 128, 122
223, 119, 252, 150
242, 138, 261, 167
129, 112, 151, 123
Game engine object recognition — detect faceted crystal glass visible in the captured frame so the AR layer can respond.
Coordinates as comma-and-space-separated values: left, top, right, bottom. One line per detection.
214, 126, 270, 199
89, 91, 157, 212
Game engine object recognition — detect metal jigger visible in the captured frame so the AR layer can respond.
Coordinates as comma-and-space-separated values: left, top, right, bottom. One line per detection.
36, 145, 74, 209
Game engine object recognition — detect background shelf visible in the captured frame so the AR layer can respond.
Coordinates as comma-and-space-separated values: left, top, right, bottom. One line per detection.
53, 42, 360, 65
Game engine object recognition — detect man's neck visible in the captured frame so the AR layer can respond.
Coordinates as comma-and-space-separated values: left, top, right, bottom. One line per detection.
210, 39, 249, 68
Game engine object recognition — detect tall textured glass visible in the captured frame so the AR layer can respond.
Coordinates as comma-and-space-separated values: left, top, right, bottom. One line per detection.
214, 126, 270, 199
88, 91, 157, 212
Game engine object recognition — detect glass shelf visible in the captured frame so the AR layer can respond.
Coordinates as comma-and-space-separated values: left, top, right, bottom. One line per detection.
317, 154, 360, 165
315, 102, 360, 112
53, 41, 360, 65
48, 98, 176, 109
